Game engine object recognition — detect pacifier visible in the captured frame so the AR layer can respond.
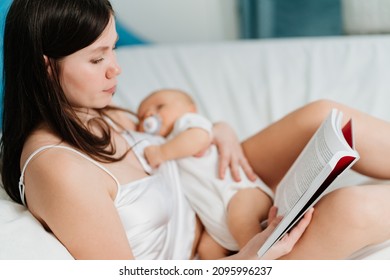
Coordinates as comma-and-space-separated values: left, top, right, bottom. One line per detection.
142, 114, 162, 135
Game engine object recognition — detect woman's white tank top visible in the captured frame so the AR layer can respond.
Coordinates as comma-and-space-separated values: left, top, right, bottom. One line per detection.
18, 131, 196, 260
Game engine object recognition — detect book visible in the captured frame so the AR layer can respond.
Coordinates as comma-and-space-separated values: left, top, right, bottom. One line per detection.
257, 108, 360, 258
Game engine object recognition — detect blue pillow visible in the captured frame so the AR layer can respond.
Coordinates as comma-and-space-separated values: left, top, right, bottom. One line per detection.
1, 0, 12, 128
115, 18, 148, 47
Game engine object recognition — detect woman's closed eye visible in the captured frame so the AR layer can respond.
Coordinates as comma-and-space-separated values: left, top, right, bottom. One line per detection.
90, 46, 116, 64
91, 57, 104, 64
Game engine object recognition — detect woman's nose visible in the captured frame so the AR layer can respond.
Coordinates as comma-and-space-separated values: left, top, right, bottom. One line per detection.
106, 64, 121, 79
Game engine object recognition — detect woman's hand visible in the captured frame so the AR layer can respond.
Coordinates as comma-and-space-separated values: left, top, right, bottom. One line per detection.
232, 207, 314, 260
212, 122, 257, 182
260, 207, 314, 260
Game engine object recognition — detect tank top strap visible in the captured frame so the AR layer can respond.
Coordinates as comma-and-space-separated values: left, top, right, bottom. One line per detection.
100, 115, 153, 175
121, 131, 154, 174
19, 145, 120, 206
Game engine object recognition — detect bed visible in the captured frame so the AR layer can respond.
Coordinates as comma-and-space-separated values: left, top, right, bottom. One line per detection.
1, 35, 390, 259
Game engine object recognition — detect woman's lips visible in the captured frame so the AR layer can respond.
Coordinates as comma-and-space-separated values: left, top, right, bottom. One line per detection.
104, 85, 116, 94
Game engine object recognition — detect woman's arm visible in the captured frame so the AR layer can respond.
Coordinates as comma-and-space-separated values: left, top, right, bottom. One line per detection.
24, 148, 134, 259
212, 122, 257, 182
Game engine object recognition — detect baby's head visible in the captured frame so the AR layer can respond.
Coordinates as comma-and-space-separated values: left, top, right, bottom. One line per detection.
137, 89, 197, 137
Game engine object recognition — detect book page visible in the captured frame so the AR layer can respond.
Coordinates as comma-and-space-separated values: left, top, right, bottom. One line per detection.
274, 109, 357, 215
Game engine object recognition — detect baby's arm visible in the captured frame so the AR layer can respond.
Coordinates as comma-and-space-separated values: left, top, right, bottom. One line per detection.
144, 127, 211, 168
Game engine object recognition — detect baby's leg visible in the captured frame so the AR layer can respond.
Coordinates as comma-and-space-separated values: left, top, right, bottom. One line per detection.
227, 188, 273, 248
197, 230, 231, 259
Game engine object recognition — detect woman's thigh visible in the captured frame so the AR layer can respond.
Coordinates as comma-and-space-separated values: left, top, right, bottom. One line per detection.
279, 184, 390, 259
242, 99, 390, 190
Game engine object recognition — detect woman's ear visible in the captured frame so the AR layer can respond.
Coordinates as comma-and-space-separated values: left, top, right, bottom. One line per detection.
43, 55, 52, 76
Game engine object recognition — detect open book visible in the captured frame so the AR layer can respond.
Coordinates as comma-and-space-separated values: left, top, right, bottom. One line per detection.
257, 108, 360, 258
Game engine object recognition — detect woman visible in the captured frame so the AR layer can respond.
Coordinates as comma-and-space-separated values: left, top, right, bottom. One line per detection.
1, 0, 388, 260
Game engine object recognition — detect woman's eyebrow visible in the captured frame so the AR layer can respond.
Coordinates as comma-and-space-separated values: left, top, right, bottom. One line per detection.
90, 35, 119, 53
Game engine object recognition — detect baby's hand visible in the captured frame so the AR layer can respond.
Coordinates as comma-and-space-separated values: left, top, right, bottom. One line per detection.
144, 145, 165, 168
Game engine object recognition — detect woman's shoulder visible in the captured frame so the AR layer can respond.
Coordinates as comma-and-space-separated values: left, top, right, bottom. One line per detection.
20, 125, 94, 176
21, 125, 117, 204
21, 124, 64, 163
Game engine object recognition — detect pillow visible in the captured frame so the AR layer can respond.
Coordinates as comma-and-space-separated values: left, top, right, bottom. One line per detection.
0, 185, 10, 201
115, 18, 148, 47
0, 168, 73, 259
0, 199, 74, 259
0, 0, 12, 127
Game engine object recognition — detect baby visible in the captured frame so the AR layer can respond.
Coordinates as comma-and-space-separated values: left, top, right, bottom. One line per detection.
137, 89, 274, 259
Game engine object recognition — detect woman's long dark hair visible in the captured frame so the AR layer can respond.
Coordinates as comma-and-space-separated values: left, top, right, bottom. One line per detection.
1, 0, 129, 204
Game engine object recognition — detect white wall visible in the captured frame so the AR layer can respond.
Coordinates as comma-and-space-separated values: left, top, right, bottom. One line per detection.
110, 0, 239, 43
110, 0, 390, 43
342, 0, 390, 34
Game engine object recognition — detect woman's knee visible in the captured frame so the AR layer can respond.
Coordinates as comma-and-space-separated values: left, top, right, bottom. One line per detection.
284, 99, 339, 135
301, 99, 340, 120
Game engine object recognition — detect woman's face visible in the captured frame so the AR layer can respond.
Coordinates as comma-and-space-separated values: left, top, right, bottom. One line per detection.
58, 15, 121, 112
